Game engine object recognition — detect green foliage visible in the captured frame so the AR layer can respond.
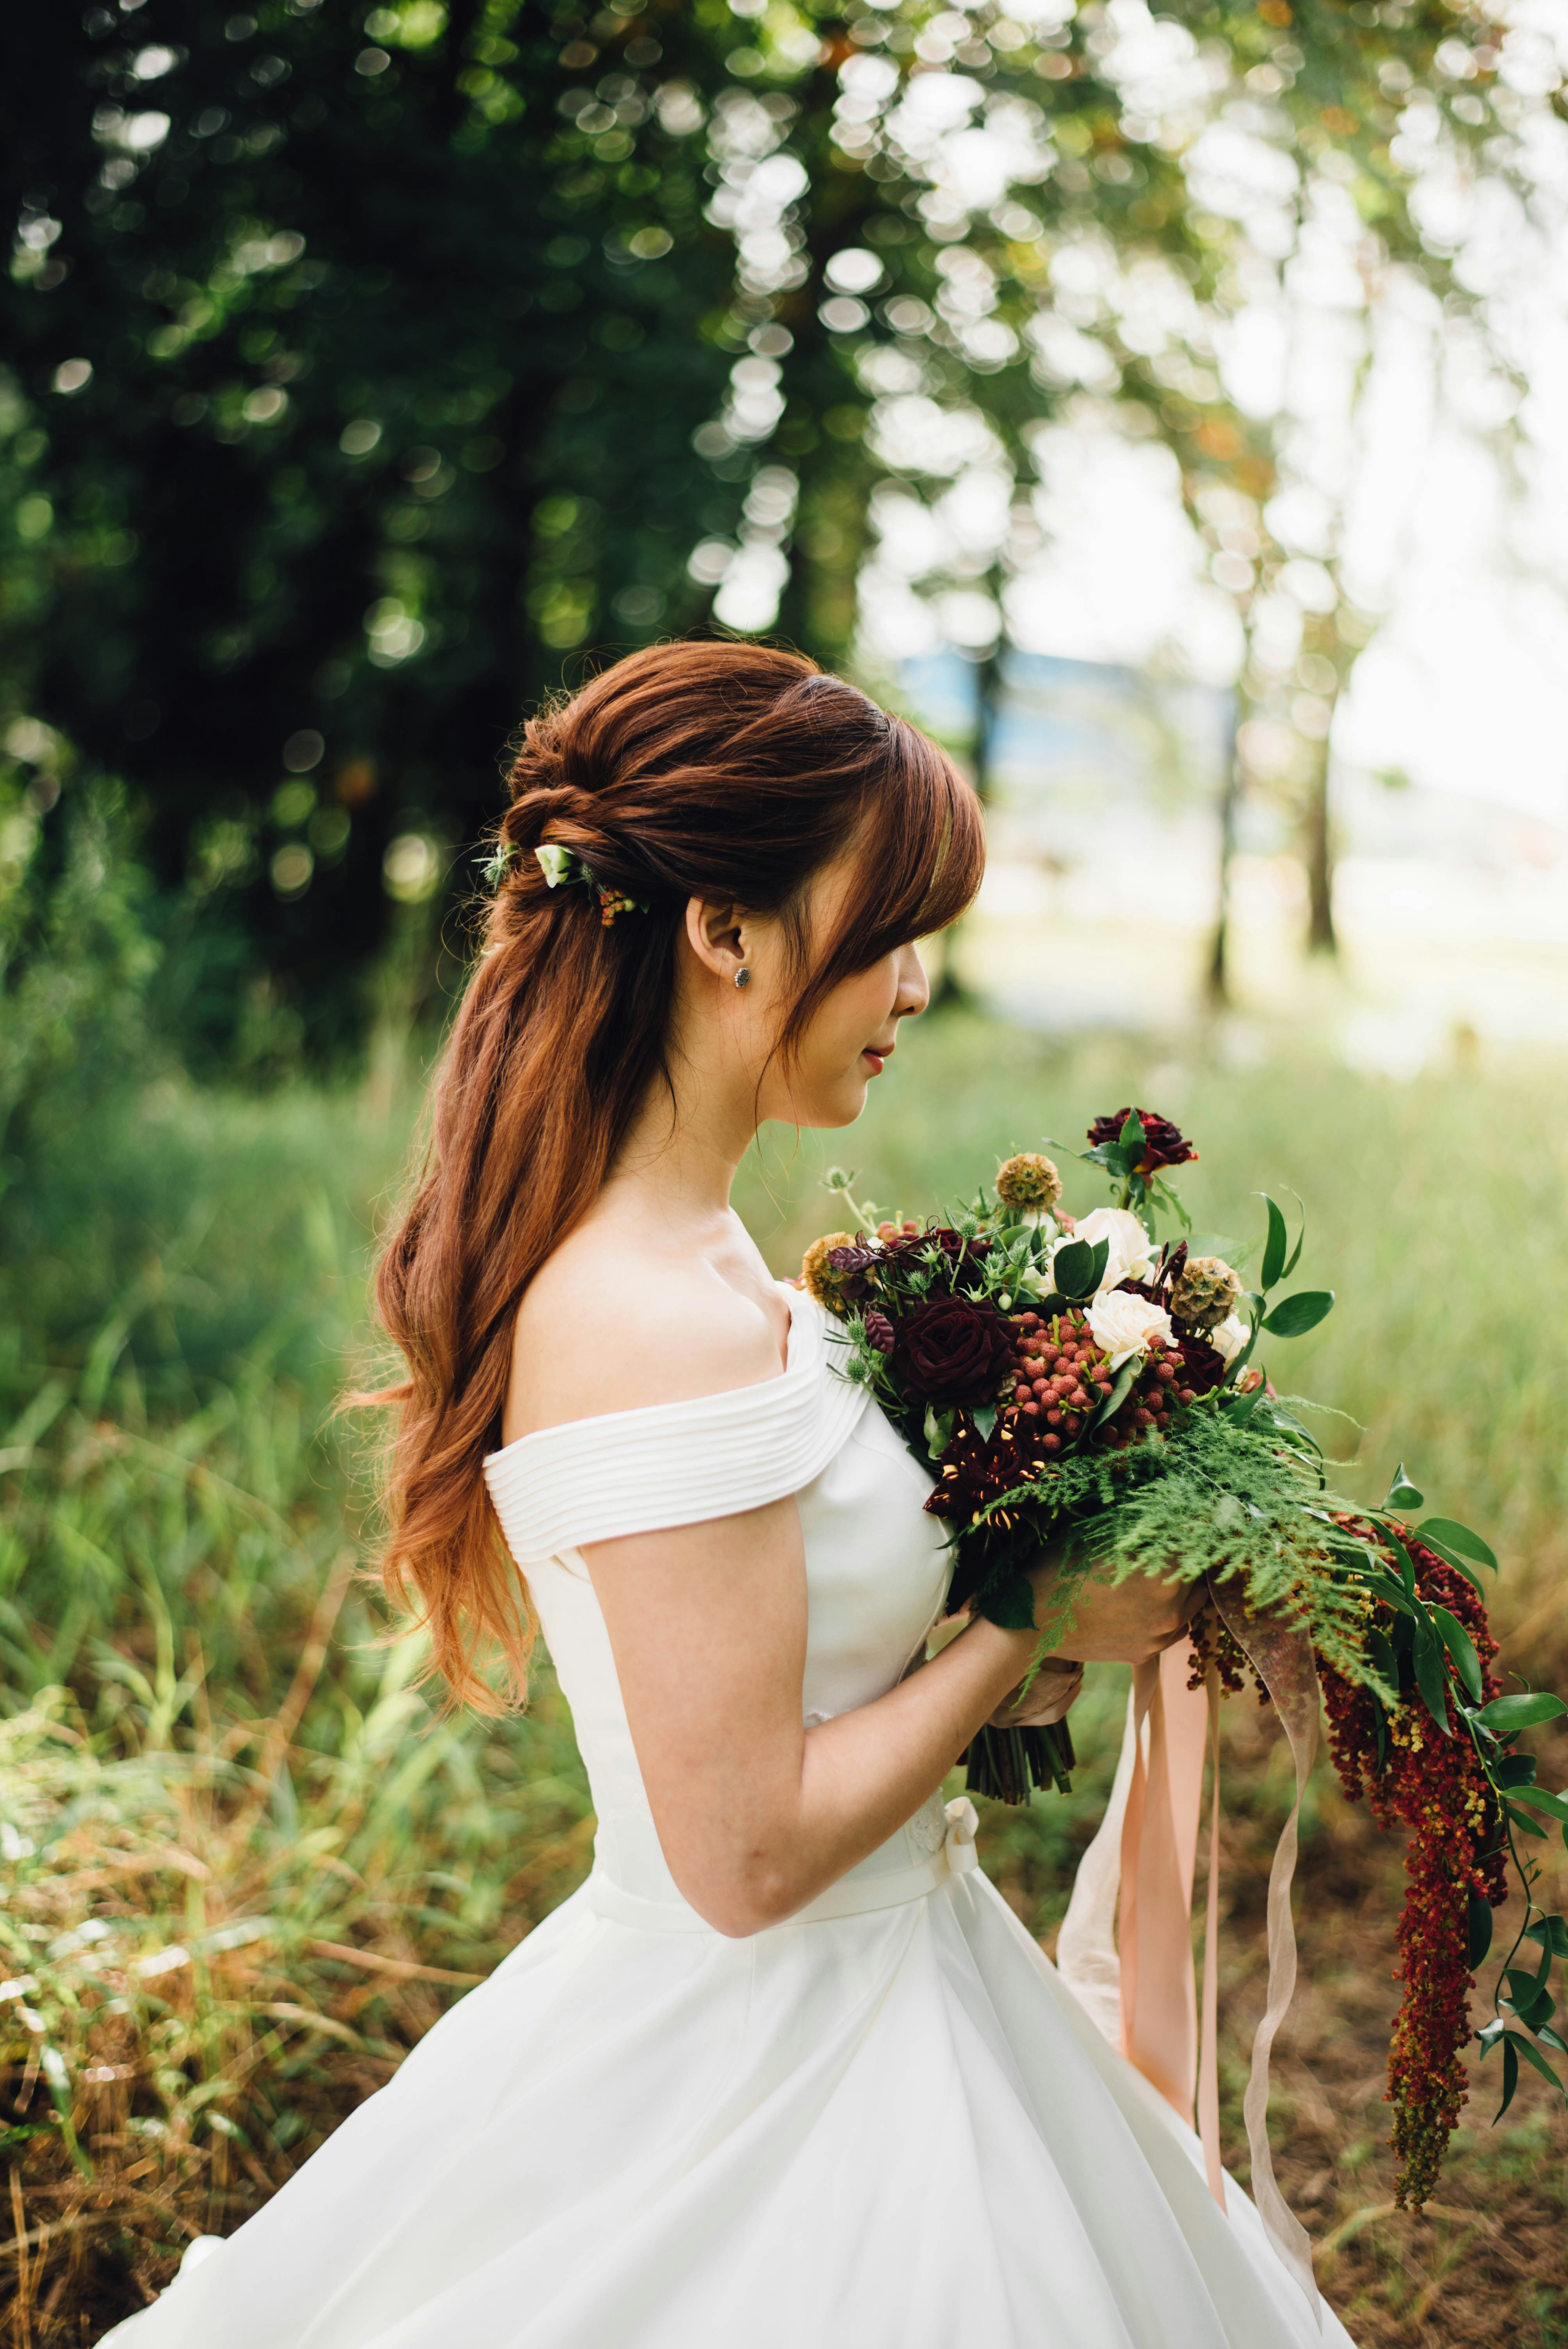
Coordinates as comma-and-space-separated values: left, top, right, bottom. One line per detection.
0, 732, 162, 1174
3, 0, 1522, 1067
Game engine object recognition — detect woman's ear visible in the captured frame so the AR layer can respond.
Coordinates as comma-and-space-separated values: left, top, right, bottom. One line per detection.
684, 897, 748, 986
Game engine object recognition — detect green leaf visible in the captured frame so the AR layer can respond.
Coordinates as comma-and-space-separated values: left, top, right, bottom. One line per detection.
1430, 1605, 1484, 1704
1261, 1289, 1334, 1338
1360, 1570, 1417, 1618
1538, 2025, 1568, 2058
1504, 1972, 1556, 2031
1466, 1893, 1494, 1969
1506, 2029, 1564, 2096
1413, 1533, 1488, 1596
1513, 1787, 1568, 1825
1418, 1517, 1499, 1573
971, 1403, 997, 1443
1412, 1617, 1451, 1734
1182, 1234, 1242, 1262
1119, 1110, 1145, 1159
1496, 1754, 1539, 1789
1385, 1461, 1425, 1513
1478, 1693, 1568, 1736
977, 1573, 1037, 1633
1089, 1359, 1139, 1435
1495, 2034, 1520, 2119
1382, 1529, 1419, 1596
1507, 1802, 1548, 1839
1526, 1916, 1568, 1959
1051, 1238, 1110, 1301
1260, 1194, 1288, 1291
1280, 1190, 1307, 1280
923, 1404, 954, 1461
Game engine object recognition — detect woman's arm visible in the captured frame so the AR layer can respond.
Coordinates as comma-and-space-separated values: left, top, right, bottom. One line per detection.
585, 1500, 1188, 1939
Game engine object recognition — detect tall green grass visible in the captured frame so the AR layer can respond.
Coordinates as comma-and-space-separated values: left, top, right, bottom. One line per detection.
2, 1011, 1564, 2337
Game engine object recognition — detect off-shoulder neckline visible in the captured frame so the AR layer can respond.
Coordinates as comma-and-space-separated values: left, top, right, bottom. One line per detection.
484, 1282, 814, 1468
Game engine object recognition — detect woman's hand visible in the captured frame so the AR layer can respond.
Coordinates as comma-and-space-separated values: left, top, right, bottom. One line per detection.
987, 1655, 1083, 1729
1028, 1551, 1198, 1665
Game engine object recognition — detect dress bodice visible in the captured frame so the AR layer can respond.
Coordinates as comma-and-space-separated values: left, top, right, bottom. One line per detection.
483, 1289, 954, 1920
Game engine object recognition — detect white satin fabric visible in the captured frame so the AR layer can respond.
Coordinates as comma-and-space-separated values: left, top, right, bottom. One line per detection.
103, 1289, 1351, 2348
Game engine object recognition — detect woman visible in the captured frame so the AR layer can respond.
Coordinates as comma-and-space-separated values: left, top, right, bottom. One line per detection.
105, 642, 1351, 2347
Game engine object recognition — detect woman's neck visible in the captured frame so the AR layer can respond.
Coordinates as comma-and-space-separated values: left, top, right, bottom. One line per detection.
604, 1044, 759, 1228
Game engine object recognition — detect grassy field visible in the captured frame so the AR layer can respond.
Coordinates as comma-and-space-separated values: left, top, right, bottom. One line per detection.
2, 1007, 1565, 2344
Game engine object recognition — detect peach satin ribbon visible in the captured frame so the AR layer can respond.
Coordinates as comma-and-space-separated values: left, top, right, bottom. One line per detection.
1058, 1599, 1321, 2324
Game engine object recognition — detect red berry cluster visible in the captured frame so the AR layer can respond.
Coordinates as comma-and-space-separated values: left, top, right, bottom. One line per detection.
1318, 1522, 1507, 2212
1001, 1308, 1201, 1454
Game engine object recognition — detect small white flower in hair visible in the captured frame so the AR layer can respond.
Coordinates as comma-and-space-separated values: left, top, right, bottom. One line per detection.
535, 844, 577, 888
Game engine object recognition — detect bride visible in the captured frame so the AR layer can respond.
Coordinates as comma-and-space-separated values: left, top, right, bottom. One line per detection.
105, 640, 1352, 2347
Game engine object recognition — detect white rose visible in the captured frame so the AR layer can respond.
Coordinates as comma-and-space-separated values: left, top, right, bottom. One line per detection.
1069, 1206, 1156, 1292
1210, 1311, 1250, 1366
1087, 1289, 1173, 1369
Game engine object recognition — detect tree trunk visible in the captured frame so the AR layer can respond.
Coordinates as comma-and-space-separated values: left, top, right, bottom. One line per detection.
1302, 733, 1337, 956
1206, 690, 1242, 1006
931, 638, 1002, 1009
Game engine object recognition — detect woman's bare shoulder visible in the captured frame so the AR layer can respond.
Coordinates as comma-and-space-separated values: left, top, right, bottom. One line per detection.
504, 1230, 788, 1444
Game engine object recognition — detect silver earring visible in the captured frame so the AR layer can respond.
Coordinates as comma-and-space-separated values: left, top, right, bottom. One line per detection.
734, 965, 750, 989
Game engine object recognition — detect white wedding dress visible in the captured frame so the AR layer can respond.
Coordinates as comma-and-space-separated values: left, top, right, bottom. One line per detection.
104, 1287, 1352, 2348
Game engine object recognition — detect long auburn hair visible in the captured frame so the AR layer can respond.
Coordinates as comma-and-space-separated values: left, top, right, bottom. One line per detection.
370, 638, 983, 1708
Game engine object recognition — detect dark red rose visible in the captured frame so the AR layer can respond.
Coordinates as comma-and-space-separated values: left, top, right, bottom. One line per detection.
892, 1294, 1015, 1406
863, 1310, 895, 1355
1087, 1107, 1197, 1175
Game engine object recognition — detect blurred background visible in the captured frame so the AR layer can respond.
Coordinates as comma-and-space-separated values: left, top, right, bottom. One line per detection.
2, 2, 1566, 2341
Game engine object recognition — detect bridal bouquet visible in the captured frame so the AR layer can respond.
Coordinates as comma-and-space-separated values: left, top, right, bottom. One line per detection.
801, 1109, 1568, 2208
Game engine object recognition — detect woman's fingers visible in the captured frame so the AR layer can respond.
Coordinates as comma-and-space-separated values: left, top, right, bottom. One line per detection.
989, 1657, 1084, 1728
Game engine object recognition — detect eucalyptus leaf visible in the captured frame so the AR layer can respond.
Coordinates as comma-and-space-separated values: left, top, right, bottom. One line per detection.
1280, 1190, 1307, 1280
1478, 1693, 1568, 1736
1430, 1604, 1484, 1704
1505, 2029, 1564, 2096
1495, 2035, 1519, 2119
1504, 1971, 1556, 2030
1418, 1517, 1499, 1572
1262, 1289, 1335, 1338
1512, 1787, 1568, 1825
1411, 1533, 1488, 1596
1465, 1894, 1494, 1969
1507, 1802, 1548, 1839
1526, 1916, 1568, 1959
1385, 1462, 1425, 1513
1412, 1617, 1451, 1734
1089, 1360, 1138, 1435
1051, 1240, 1094, 1298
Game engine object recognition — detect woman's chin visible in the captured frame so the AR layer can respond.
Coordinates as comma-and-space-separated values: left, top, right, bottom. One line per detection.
793, 1079, 871, 1133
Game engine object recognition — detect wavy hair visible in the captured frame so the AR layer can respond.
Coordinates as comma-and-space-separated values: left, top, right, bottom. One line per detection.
369, 639, 983, 1707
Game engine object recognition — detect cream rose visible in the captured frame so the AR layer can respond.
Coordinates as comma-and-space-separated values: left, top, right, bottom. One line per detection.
1087, 1289, 1173, 1368
1210, 1311, 1250, 1366
1068, 1206, 1156, 1292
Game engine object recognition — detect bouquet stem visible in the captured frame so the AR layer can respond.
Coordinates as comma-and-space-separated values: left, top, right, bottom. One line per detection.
961, 1720, 1075, 1804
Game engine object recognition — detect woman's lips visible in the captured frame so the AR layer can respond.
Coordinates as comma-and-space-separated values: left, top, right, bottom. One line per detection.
862, 1044, 891, 1075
